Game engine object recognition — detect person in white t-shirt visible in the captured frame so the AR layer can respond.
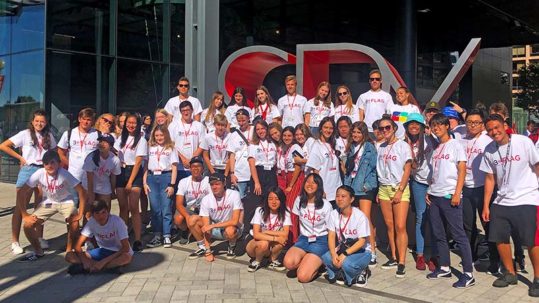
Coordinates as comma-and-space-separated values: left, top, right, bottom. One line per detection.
201, 91, 226, 133
83, 134, 121, 219
65, 200, 132, 274
277, 126, 303, 200
94, 113, 116, 136
307, 81, 334, 137
164, 76, 203, 123
248, 119, 278, 196
199, 173, 244, 262
306, 117, 342, 203
322, 186, 372, 287
480, 114, 539, 296
18, 150, 86, 262
169, 101, 205, 182
175, 157, 211, 252
114, 113, 148, 252
201, 114, 230, 176
334, 85, 359, 124
246, 187, 292, 272
335, 116, 352, 157
426, 113, 475, 288
0, 109, 57, 255
375, 116, 412, 276
292, 124, 315, 173
253, 85, 281, 125
225, 87, 254, 130
278, 75, 311, 128
143, 125, 179, 248
357, 70, 394, 133
283, 173, 332, 283
371, 119, 385, 150
227, 109, 253, 199
385, 87, 421, 139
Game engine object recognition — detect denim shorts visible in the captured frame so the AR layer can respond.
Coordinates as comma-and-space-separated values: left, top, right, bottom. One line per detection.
211, 225, 244, 240
88, 247, 117, 261
294, 235, 329, 258
16, 165, 41, 188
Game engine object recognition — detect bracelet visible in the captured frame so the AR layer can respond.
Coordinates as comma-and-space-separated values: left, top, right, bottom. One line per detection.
168, 183, 175, 187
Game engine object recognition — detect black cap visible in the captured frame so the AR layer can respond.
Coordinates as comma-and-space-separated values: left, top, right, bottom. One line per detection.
189, 156, 204, 165
97, 133, 115, 146
209, 172, 226, 183
235, 108, 250, 117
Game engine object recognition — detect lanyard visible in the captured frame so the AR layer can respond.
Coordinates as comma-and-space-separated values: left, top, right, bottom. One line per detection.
259, 103, 269, 121
259, 140, 271, 163
214, 133, 225, 160
122, 137, 134, 155
36, 133, 44, 161
191, 179, 202, 200
156, 146, 166, 168
306, 206, 317, 231
78, 131, 88, 151
466, 136, 479, 162
181, 121, 194, 143
287, 94, 297, 111
497, 138, 512, 187
322, 141, 336, 170
215, 191, 227, 213
268, 214, 281, 231
278, 146, 291, 171
383, 140, 397, 168
338, 212, 352, 242
46, 174, 58, 194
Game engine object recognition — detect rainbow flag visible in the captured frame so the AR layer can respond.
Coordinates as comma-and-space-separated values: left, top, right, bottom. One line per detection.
391, 111, 409, 123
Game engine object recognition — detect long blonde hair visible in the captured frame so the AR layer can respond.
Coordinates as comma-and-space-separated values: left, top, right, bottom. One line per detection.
335, 85, 353, 113
204, 91, 226, 123
148, 124, 175, 149
254, 86, 275, 113
151, 108, 171, 130
313, 81, 332, 108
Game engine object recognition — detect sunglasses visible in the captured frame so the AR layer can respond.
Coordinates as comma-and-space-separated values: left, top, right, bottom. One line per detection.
338, 92, 348, 96
369, 77, 381, 82
178, 84, 189, 88
377, 125, 392, 132
101, 117, 113, 124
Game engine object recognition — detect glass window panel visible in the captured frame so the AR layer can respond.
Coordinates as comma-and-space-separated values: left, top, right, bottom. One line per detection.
11, 5, 45, 53
170, 2, 185, 64
0, 15, 10, 56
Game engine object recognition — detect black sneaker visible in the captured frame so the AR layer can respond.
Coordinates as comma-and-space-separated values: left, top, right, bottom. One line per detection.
426, 268, 452, 279
353, 268, 370, 288
248, 260, 260, 272
529, 280, 539, 297
178, 230, 189, 245
188, 248, 206, 259
335, 271, 345, 285
368, 259, 377, 269
18, 252, 44, 262
516, 257, 528, 274
492, 272, 518, 288
395, 264, 406, 278
133, 240, 143, 252
146, 236, 162, 248
268, 260, 286, 271
486, 263, 501, 276
453, 274, 475, 289
226, 244, 236, 259
381, 259, 398, 269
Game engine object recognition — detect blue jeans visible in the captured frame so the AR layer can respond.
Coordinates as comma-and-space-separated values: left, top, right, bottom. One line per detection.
410, 180, 429, 255
16, 165, 41, 188
235, 181, 249, 199
322, 249, 371, 285
147, 173, 173, 236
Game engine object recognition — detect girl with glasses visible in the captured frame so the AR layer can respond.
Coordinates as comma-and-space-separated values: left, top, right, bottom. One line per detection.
334, 85, 359, 124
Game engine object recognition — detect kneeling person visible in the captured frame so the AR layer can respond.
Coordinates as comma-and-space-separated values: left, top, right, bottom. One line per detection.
198, 173, 243, 262
66, 200, 133, 274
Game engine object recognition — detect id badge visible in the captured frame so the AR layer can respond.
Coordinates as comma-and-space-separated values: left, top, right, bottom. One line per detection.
308, 235, 316, 243
264, 165, 273, 171
215, 159, 223, 166
182, 142, 192, 154
153, 170, 162, 175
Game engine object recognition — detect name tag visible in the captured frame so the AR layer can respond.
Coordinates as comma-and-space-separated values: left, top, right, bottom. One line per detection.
308, 235, 317, 243
153, 170, 162, 175
264, 165, 273, 171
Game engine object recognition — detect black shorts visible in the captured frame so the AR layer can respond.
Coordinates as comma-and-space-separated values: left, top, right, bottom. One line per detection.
117, 165, 144, 188
489, 204, 539, 247
357, 190, 376, 202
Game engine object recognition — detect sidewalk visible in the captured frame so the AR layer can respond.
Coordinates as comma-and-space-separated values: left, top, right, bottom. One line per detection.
0, 182, 536, 303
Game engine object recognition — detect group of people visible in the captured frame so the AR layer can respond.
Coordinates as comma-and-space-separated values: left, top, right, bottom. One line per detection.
2, 71, 539, 297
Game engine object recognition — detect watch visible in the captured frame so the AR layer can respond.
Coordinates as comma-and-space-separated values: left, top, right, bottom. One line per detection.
343, 250, 349, 256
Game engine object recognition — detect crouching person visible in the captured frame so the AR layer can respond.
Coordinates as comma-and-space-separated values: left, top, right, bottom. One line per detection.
18, 150, 86, 262
66, 200, 133, 274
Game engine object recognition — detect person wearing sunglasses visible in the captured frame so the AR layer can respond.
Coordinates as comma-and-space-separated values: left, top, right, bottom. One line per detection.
307, 81, 334, 137
334, 85, 359, 124
164, 76, 203, 123
385, 87, 420, 139
357, 70, 394, 136
375, 116, 412, 278
95, 113, 116, 135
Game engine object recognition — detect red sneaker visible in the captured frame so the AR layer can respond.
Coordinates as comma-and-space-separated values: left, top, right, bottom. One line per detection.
428, 257, 438, 272
416, 255, 426, 271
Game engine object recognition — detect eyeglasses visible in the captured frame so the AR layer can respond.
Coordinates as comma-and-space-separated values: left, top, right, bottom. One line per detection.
178, 84, 189, 88
369, 77, 381, 82
377, 125, 392, 132
466, 121, 483, 126
101, 117, 113, 124
338, 92, 348, 96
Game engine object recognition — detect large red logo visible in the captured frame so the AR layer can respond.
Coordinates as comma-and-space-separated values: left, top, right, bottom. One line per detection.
218, 39, 481, 107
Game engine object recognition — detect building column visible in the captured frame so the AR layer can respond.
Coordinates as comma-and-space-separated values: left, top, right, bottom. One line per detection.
399, 0, 417, 94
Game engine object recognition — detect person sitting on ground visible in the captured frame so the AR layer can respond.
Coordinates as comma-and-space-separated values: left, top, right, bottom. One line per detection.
65, 200, 133, 274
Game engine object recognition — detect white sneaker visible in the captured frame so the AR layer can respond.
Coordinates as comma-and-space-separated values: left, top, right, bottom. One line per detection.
11, 242, 24, 255
38, 238, 49, 250
163, 236, 172, 248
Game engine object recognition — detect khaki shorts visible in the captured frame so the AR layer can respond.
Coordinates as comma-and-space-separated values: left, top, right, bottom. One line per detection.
32, 202, 77, 221
378, 184, 411, 202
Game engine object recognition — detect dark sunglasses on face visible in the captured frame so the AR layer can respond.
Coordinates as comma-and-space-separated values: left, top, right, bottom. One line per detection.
338, 92, 348, 96
369, 77, 381, 82
178, 84, 189, 88
102, 117, 113, 124
378, 125, 392, 132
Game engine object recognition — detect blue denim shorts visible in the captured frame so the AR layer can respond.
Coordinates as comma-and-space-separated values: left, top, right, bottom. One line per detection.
16, 165, 41, 188
294, 235, 329, 258
211, 225, 244, 240
88, 247, 117, 261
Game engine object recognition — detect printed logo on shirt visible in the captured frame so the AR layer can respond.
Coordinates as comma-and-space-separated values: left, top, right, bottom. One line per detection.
380, 153, 397, 161
210, 204, 232, 213
432, 153, 450, 161
342, 228, 358, 236
466, 147, 483, 155
210, 143, 228, 152
42, 183, 65, 193
96, 166, 111, 177
72, 139, 98, 149
493, 155, 521, 165
366, 98, 385, 104
149, 150, 172, 157
178, 130, 199, 137
391, 111, 408, 123
97, 231, 117, 240
303, 212, 322, 222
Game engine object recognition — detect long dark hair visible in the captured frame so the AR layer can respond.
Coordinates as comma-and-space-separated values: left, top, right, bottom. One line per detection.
91, 140, 112, 167
346, 121, 371, 153
229, 87, 247, 106
120, 113, 142, 149
318, 117, 338, 156
281, 126, 296, 154
299, 173, 325, 210
261, 187, 288, 223
28, 109, 52, 150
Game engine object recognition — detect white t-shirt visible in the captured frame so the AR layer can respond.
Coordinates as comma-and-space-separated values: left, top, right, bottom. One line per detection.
176, 176, 211, 210
81, 215, 133, 255
250, 206, 292, 236
9, 130, 57, 165
200, 132, 230, 169
327, 208, 371, 252
335, 137, 348, 159
410, 139, 434, 185
169, 120, 205, 170
376, 139, 412, 186
164, 95, 203, 123
306, 140, 342, 201
459, 132, 492, 188
307, 99, 335, 128
253, 103, 281, 124
82, 152, 121, 194
349, 144, 365, 178
298, 137, 316, 173
27, 168, 80, 203
277, 94, 310, 128
147, 145, 179, 172
248, 140, 277, 167
451, 125, 467, 140
58, 128, 100, 181
427, 139, 467, 197
199, 189, 244, 224
385, 103, 421, 139
227, 128, 253, 182
225, 105, 253, 129
480, 134, 539, 206
277, 144, 302, 173
334, 104, 359, 124
357, 90, 394, 132
292, 197, 332, 237
114, 136, 148, 166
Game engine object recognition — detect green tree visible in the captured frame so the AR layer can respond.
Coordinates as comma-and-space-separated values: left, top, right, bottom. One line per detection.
515, 63, 539, 118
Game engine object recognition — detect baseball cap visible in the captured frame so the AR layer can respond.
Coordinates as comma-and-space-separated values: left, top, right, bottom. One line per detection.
189, 156, 204, 165
442, 106, 460, 120
403, 113, 426, 127
209, 172, 226, 183
97, 133, 115, 146
425, 101, 440, 112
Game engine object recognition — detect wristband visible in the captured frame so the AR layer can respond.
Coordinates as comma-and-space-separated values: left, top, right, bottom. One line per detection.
343, 250, 349, 256
168, 183, 175, 187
